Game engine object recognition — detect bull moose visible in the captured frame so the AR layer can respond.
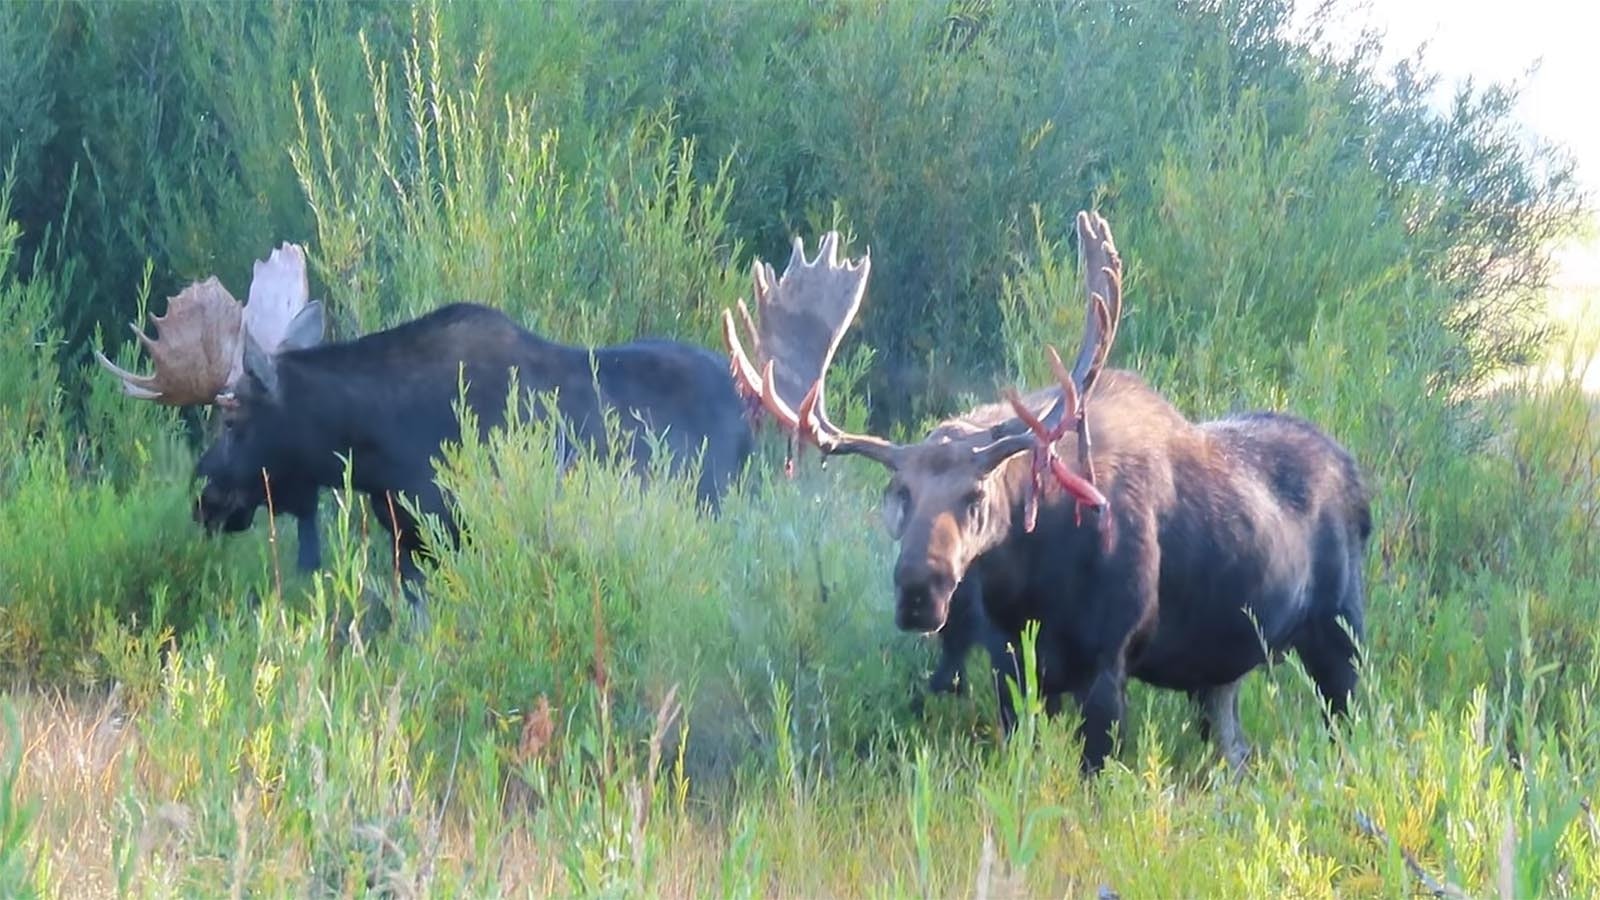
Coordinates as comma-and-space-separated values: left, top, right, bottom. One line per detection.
97, 243, 761, 607
724, 211, 1371, 770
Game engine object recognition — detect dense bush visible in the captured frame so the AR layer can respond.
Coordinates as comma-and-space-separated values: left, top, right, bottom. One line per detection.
1, 0, 1581, 413
0, 0, 1596, 895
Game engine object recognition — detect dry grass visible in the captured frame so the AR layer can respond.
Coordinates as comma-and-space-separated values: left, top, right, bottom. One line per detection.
7, 687, 135, 898
5, 687, 583, 896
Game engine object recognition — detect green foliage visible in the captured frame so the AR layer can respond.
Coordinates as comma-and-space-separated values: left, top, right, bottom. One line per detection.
289, 6, 742, 347
0, 0, 1596, 895
0, 6, 55, 204
0, 1, 381, 351
0, 705, 43, 897
1361, 57, 1587, 385
0, 182, 65, 484
4, 0, 1581, 417
0, 442, 249, 682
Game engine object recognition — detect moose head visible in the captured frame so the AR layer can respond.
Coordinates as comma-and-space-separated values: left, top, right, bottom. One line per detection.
724, 212, 1124, 633
96, 245, 326, 534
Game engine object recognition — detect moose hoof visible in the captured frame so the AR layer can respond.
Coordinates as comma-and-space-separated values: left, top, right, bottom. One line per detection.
1221, 740, 1253, 774
928, 669, 966, 695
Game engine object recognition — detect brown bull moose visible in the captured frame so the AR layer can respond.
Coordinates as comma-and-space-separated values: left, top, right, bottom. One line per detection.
724, 211, 1371, 771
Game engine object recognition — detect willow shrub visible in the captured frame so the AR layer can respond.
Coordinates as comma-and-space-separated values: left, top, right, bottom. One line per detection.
288, 7, 742, 349
2, 0, 1598, 894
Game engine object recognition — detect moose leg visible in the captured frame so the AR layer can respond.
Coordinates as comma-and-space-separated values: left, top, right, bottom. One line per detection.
370, 489, 436, 630
1297, 535, 1365, 726
931, 579, 989, 695
1197, 679, 1251, 769
1293, 613, 1361, 724
397, 550, 431, 630
294, 510, 322, 573
1188, 689, 1212, 743
989, 640, 1023, 735
1075, 665, 1127, 773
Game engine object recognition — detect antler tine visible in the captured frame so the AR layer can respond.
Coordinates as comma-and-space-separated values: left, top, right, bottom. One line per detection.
736, 298, 760, 354
975, 352, 1075, 470
1068, 211, 1123, 395
818, 231, 840, 268
94, 333, 164, 401
788, 234, 808, 272
723, 308, 765, 401
94, 278, 244, 406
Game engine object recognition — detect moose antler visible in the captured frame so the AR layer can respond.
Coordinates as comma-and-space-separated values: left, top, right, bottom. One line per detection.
722, 232, 902, 467
243, 243, 313, 357
94, 278, 244, 406
984, 210, 1124, 532
95, 243, 318, 407
1066, 210, 1122, 398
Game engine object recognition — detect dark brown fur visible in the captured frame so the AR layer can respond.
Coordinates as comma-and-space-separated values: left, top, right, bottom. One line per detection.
195, 303, 755, 606
900, 369, 1370, 769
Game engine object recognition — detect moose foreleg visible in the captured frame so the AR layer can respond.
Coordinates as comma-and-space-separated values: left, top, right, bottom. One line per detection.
932, 579, 1001, 695
294, 509, 322, 573
989, 641, 1023, 736
1075, 664, 1127, 773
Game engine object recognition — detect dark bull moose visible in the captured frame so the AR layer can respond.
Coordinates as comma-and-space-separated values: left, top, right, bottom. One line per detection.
726, 211, 1372, 770
98, 243, 816, 602
97, 237, 868, 608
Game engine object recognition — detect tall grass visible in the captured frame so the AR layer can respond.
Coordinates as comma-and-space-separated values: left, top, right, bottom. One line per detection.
1, 0, 1596, 895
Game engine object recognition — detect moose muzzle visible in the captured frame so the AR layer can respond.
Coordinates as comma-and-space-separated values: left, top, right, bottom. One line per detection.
195, 483, 257, 534
894, 556, 959, 634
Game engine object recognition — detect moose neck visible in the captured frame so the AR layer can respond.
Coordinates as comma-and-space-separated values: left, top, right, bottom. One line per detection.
969, 369, 1195, 586
260, 312, 592, 497
265, 353, 397, 492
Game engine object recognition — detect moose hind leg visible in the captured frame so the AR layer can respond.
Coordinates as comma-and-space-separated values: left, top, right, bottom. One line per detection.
1298, 529, 1365, 725
1197, 679, 1251, 770
1187, 689, 1212, 743
1293, 613, 1360, 725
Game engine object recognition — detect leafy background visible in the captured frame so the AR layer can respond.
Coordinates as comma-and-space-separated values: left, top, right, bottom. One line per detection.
0, 0, 1595, 895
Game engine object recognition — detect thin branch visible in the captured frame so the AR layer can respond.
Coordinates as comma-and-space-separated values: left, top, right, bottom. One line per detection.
1354, 810, 1469, 899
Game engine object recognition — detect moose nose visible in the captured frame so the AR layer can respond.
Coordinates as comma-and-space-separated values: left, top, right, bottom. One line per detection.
894, 560, 957, 633
195, 485, 251, 533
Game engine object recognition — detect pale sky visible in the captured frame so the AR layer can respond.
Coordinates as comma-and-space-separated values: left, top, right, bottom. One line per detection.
1297, 0, 1599, 198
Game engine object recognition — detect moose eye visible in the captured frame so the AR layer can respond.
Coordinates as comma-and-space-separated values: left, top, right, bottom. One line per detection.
963, 489, 986, 525
881, 484, 910, 538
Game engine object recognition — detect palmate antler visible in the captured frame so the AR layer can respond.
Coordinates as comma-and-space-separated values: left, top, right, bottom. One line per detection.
722, 232, 902, 469
94, 278, 244, 406
243, 243, 313, 359
724, 212, 1124, 540
95, 243, 318, 408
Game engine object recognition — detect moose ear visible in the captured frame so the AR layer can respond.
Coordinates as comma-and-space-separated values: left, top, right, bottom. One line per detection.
242, 329, 280, 399
280, 301, 325, 352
